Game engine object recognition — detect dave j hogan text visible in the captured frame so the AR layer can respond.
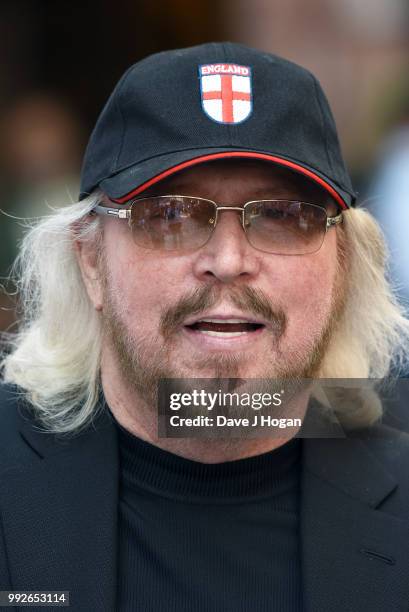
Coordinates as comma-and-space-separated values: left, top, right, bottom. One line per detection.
169, 414, 302, 429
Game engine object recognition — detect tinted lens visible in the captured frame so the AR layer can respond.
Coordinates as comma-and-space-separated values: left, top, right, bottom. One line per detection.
245, 200, 327, 255
128, 196, 216, 250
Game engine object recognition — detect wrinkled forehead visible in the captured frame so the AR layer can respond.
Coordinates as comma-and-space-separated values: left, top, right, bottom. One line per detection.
139, 158, 339, 211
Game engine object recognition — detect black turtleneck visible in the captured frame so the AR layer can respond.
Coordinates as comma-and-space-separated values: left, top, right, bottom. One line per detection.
115, 417, 302, 612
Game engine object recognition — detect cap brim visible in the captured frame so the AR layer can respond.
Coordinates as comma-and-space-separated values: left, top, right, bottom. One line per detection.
96, 148, 355, 209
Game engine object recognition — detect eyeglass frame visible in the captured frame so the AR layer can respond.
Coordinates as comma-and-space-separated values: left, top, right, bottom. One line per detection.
91, 194, 343, 254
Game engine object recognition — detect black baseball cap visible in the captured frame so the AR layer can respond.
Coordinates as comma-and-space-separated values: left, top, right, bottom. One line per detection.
80, 42, 356, 209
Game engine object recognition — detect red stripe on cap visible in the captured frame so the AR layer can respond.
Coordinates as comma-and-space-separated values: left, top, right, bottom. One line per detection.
110, 152, 348, 209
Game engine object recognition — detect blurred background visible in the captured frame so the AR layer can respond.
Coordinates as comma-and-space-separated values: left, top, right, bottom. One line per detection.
1, 0, 409, 329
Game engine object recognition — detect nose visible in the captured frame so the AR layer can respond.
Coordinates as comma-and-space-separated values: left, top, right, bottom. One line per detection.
192, 208, 261, 283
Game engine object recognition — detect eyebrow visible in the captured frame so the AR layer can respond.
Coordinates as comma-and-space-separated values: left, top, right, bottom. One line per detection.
149, 181, 301, 194
147, 184, 332, 204
140, 169, 339, 209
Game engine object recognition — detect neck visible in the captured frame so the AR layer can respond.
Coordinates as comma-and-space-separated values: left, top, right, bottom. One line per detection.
101, 348, 308, 464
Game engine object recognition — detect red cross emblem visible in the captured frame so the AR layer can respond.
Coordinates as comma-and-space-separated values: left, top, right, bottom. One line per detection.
199, 63, 252, 124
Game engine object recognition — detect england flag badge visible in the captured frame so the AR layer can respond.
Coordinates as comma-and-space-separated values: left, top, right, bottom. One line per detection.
199, 63, 252, 124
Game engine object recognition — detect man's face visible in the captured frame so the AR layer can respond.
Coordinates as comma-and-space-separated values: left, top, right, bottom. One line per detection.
96, 160, 345, 402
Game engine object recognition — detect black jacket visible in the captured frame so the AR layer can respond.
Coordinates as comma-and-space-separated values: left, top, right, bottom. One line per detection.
1, 384, 409, 612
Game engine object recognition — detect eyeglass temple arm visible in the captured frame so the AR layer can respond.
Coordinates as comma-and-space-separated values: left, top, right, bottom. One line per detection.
326, 212, 343, 229
92, 204, 131, 219
91, 203, 343, 227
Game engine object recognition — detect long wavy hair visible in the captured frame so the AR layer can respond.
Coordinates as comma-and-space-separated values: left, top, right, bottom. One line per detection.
2, 192, 409, 434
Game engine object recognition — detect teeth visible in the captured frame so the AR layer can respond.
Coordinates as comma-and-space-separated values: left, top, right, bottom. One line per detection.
199, 330, 248, 337
198, 318, 253, 323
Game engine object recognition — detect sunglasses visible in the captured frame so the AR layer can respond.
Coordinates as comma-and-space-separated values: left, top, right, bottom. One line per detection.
92, 195, 343, 255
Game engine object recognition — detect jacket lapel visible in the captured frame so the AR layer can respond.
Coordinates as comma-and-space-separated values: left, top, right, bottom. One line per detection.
1, 405, 119, 612
301, 436, 409, 612
3, 399, 409, 612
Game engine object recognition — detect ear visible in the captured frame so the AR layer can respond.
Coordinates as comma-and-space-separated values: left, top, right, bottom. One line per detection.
73, 217, 104, 312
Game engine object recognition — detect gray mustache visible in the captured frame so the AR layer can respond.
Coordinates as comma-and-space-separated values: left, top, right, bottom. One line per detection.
160, 285, 287, 338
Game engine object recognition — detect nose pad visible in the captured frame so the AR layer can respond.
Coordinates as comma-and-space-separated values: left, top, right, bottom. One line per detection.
210, 208, 246, 242
210, 210, 245, 246
193, 206, 261, 282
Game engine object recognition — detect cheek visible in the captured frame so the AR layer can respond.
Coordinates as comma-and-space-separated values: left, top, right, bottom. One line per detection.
271, 237, 339, 332
102, 225, 186, 329
289, 264, 334, 320
107, 259, 164, 328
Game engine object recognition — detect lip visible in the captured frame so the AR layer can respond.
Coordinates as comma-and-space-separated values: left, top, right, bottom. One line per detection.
183, 311, 268, 327
182, 325, 266, 350
182, 311, 268, 350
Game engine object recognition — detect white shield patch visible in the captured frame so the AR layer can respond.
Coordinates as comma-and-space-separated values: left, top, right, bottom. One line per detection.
199, 63, 252, 124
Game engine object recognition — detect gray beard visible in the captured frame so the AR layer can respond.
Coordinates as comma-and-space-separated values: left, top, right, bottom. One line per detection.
102, 279, 346, 413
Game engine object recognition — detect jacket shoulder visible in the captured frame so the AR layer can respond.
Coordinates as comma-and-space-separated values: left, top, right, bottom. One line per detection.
0, 382, 37, 468
356, 422, 409, 515
358, 421, 409, 470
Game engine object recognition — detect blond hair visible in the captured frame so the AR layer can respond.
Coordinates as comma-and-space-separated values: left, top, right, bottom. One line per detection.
2, 195, 409, 433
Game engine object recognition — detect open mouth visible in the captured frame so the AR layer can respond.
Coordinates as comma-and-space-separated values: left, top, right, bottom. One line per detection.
184, 318, 265, 338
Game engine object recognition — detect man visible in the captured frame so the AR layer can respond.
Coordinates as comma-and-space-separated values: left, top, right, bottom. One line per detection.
1, 42, 409, 612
